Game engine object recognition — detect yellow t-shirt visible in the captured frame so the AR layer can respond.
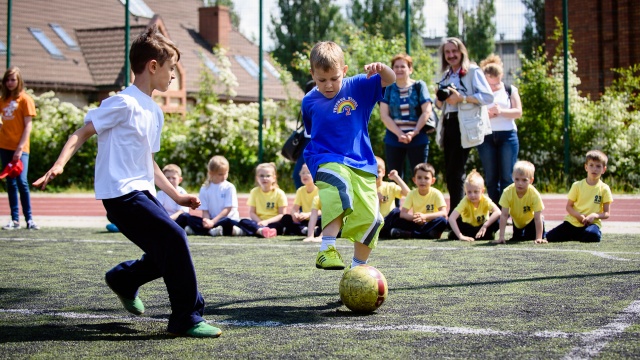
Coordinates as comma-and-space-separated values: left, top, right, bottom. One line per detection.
499, 184, 544, 229
248, 187, 288, 220
311, 195, 322, 210
294, 185, 318, 213
0, 91, 37, 153
378, 181, 402, 217
454, 195, 497, 227
564, 179, 613, 228
403, 188, 447, 222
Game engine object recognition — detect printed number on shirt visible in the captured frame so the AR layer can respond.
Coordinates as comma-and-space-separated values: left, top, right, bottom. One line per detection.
594, 195, 602, 204
381, 195, 389, 203
476, 215, 486, 224
523, 205, 531, 213
266, 202, 275, 209
425, 204, 434, 212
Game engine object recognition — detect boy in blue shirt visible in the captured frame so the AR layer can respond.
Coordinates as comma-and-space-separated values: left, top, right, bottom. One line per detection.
33, 26, 221, 338
302, 41, 396, 270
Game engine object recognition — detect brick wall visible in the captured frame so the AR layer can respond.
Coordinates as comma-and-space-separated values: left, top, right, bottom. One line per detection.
545, 0, 640, 99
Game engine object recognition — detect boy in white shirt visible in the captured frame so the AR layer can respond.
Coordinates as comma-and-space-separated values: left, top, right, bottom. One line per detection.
156, 164, 189, 220
33, 26, 221, 338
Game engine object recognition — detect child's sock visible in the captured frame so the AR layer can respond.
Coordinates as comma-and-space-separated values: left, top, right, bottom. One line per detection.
351, 257, 367, 269
319, 236, 337, 251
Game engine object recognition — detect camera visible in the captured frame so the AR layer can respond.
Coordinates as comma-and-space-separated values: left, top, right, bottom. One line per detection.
436, 83, 457, 101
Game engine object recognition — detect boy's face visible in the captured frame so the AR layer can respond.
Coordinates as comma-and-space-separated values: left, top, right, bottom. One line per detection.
513, 172, 533, 194
376, 165, 385, 185
465, 183, 484, 203
152, 55, 177, 92
585, 160, 606, 181
164, 171, 182, 188
299, 165, 313, 185
210, 168, 229, 184
310, 65, 348, 99
413, 170, 435, 190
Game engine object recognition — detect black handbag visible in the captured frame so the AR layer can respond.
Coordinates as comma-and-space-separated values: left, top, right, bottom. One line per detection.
281, 113, 307, 162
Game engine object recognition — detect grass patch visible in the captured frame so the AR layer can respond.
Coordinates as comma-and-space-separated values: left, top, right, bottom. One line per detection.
1, 229, 640, 358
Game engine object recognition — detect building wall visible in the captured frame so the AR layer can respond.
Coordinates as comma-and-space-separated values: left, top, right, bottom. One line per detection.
545, 0, 640, 99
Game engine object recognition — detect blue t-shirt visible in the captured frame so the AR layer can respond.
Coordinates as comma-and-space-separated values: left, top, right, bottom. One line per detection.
302, 74, 383, 179
380, 80, 431, 147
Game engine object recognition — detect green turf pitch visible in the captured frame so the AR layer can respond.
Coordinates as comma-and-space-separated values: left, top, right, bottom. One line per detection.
1, 229, 639, 358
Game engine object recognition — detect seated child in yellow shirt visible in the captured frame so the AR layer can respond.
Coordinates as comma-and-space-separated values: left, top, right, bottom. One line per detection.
448, 169, 501, 241
375, 156, 410, 238
280, 164, 321, 236
492, 160, 546, 244
389, 163, 448, 239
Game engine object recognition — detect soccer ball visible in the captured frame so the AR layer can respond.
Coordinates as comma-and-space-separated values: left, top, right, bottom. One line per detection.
339, 265, 388, 313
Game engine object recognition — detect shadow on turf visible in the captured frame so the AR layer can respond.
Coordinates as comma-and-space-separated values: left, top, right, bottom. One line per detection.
392, 270, 640, 292
0, 322, 174, 343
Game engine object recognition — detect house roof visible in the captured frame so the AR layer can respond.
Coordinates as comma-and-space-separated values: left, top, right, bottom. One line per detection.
0, 0, 302, 102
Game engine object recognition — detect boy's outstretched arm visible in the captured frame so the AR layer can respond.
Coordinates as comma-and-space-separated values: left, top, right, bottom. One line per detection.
533, 211, 547, 244
476, 205, 501, 239
33, 122, 97, 190
495, 207, 510, 244
388, 169, 410, 196
565, 199, 586, 224
363, 62, 396, 87
154, 161, 200, 210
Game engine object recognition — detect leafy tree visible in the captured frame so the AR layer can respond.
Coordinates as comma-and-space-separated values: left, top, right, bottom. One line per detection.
462, 0, 496, 62
520, 0, 545, 58
348, 0, 426, 49
270, 0, 346, 88
445, 0, 460, 38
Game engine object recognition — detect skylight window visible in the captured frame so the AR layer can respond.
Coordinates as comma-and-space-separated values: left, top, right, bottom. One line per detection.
120, 0, 155, 18
0, 41, 6, 55
29, 28, 64, 59
234, 55, 266, 79
195, 50, 219, 75
263, 60, 281, 79
49, 24, 79, 50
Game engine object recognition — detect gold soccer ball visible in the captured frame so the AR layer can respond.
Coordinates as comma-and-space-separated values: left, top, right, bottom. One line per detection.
339, 265, 388, 313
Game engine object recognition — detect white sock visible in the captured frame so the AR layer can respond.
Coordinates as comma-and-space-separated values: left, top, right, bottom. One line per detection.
351, 257, 367, 268
319, 236, 337, 251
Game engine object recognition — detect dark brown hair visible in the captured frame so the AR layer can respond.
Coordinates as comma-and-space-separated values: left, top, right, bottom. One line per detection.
129, 25, 180, 75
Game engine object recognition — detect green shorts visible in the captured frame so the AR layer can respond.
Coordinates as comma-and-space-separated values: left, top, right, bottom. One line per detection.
315, 163, 383, 249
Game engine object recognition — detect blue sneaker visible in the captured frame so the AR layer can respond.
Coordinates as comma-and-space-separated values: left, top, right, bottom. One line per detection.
106, 223, 120, 232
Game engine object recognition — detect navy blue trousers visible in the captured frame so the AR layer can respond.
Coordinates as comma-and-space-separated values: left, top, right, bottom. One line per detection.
546, 221, 601, 243
103, 190, 205, 334
510, 219, 546, 241
393, 214, 449, 239
450, 217, 499, 240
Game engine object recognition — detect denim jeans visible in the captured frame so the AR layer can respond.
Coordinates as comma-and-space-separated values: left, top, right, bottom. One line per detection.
477, 130, 519, 205
0, 149, 32, 222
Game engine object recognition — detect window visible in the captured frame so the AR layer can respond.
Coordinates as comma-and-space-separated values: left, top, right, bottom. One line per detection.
50, 24, 79, 50
29, 28, 64, 59
263, 60, 281, 79
196, 50, 220, 75
501, 43, 516, 55
234, 55, 266, 79
0, 41, 6, 55
120, 0, 155, 18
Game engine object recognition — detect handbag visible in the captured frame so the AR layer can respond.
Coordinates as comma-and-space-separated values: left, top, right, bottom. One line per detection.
281, 113, 307, 162
413, 81, 437, 134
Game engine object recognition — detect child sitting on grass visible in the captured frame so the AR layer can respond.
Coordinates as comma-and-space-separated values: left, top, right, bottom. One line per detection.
389, 163, 448, 239
492, 160, 546, 244
448, 169, 501, 241
546, 150, 612, 243
279, 164, 320, 236
375, 156, 410, 238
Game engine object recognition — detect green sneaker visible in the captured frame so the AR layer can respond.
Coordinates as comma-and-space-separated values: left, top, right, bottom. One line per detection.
315, 245, 345, 270
171, 321, 222, 338
105, 279, 145, 315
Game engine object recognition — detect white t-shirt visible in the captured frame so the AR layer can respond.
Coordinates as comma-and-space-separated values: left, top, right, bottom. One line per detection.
156, 186, 189, 215
489, 84, 518, 132
85, 85, 163, 199
199, 180, 240, 220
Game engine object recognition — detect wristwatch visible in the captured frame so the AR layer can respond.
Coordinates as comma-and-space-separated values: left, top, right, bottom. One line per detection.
462, 96, 468, 104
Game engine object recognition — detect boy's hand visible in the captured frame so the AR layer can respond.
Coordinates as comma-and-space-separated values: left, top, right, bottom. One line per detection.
363, 62, 385, 78
176, 194, 200, 209
583, 213, 598, 225
412, 213, 425, 225
33, 165, 64, 190
534, 238, 548, 244
459, 235, 475, 242
202, 218, 215, 229
388, 169, 400, 181
491, 238, 506, 245
475, 226, 487, 238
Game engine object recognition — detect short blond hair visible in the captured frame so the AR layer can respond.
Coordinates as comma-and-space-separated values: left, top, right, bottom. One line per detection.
375, 156, 386, 172
310, 41, 344, 72
586, 150, 608, 166
464, 169, 485, 188
513, 160, 535, 179
208, 155, 229, 173
162, 163, 182, 177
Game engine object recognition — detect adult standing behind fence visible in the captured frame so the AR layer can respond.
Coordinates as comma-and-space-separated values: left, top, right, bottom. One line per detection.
0, 66, 39, 230
379, 54, 433, 186
434, 38, 493, 215
477, 54, 523, 205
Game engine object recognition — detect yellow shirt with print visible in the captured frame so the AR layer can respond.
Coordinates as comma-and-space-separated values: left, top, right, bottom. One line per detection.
294, 186, 319, 213
499, 184, 544, 229
378, 181, 402, 217
403, 187, 446, 222
454, 196, 497, 227
248, 187, 288, 221
564, 179, 613, 228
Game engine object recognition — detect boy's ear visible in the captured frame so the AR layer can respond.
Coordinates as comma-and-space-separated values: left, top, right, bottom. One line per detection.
148, 59, 158, 74
430, 176, 436, 185
342, 65, 348, 76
